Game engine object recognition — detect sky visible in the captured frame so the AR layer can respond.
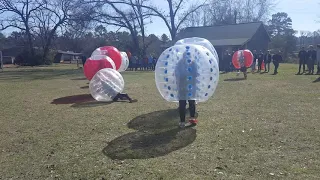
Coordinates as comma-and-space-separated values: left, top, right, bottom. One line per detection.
144, 0, 320, 37
1, 0, 319, 37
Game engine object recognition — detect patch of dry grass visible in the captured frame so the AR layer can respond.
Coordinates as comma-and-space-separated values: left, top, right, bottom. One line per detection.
0, 64, 319, 179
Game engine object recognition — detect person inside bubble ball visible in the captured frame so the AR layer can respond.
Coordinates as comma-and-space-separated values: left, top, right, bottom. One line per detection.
175, 51, 198, 128
112, 93, 137, 103
238, 50, 248, 79
100, 81, 137, 103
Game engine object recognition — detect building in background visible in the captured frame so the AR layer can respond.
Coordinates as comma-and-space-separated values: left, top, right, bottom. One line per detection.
164, 22, 271, 70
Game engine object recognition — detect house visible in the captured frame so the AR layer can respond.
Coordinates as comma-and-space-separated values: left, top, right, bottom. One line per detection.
54, 50, 82, 63
165, 22, 271, 69
0, 46, 25, 64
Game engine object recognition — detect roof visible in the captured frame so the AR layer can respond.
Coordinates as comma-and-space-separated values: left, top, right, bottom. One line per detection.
1, 46, 25, 57
210, 38, 250, 46
57, 50, 82, 56
176, 22, 270, 46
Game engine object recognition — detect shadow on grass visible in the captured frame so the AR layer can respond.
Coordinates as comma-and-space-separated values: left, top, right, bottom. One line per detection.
128, 109, 179, 131
80, 85, 89, 89
71, 101, 114, 108
313, 77, 320, 83
0, 68, 82, 81
103, 109, 197, 160
52, 93, 135, 107
71, 100, 133, 108
71, 77, 87, 80
51, 94, 94, 104
224, 77, 246, 81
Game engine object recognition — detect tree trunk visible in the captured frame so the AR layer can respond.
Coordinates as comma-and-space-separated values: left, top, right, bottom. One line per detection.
130, 31, 140, 57
26, 31, 34, 56
168, 0, 176, 40
42, 25, 60, 64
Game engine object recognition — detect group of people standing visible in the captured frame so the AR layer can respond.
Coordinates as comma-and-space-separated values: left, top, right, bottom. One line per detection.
251, 50, 283, 74
128, 55, 157, 71
222, 49, 283, 75
297, 45, 320, 75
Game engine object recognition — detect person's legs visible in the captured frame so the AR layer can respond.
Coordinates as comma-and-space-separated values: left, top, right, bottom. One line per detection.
188, 100, 198, 126
264, 62, 267, 72
251, 61, 256, 72
117, 93, 135, 103
188, 100, 196, 118
258, 60, 262, 72
303, 60, 306, 73
274, 62, 279, 74
112, 93, 121, 102
317, 62, 320, 74
179, 100, 187, 126
267, 63, 270, 72
298, 59, 302, 74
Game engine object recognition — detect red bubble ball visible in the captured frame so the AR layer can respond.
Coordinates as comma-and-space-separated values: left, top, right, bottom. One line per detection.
232, 50, 253, 69
91, 46, 122, 70
83, 55, 115, 80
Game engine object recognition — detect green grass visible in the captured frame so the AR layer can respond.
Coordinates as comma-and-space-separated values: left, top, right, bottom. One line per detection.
0, 64, 319, 180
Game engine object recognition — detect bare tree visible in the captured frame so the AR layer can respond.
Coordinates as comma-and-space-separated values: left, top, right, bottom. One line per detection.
87, 0, 152, 57
0, 0, 45, 56
185, 0, 274, 26
144, 0, 207, 39
99, 0, 207, 40
32, 0, 85, 63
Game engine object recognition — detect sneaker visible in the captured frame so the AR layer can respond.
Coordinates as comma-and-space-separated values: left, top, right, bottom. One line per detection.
188, 118, 198, 126
179, 122, 185, 128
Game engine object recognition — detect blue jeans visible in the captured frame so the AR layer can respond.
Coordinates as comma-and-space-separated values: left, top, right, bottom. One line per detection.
251, 61, 256, 71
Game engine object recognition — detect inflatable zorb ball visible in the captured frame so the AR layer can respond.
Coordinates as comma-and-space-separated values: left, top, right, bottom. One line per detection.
155, 44, 219, 102
84, 55, 116, 80
232, 50, 253, 69
118, 52, 130, 72
175, 37, 219, 65
91, 46, 122, 70
89, 68, 124, 102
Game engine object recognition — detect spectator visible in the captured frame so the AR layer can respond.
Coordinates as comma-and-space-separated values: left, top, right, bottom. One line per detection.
307, 45, 316, 75
257, 50, 264, 72
297, 46, 308, 74
133, 56, 138, 71
152, 57, 157, 70
143, 56, 148, 70
81, 55, 87, 66
272, 51, 282, 75
138, 58, 142, 70
223, 50, 232, 73
148, 55, 153, 70
264, 50, 272, 73
251, 50, 258, 72
317, 44, 320, 74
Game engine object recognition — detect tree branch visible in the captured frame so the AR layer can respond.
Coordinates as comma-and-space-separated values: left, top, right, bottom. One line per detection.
176, 3, 205, 30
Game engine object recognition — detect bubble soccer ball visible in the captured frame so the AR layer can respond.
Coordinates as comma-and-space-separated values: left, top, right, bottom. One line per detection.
175, 37, 219, 65
84, 55, 116, 80
118, 52, 130, 72
91, 46, 122, 70
232, 50, 253, 69
89, 68, 124, 102
155, 44, 219, 103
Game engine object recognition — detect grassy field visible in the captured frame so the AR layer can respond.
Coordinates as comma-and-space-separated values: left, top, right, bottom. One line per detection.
0, 64, 319, 180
